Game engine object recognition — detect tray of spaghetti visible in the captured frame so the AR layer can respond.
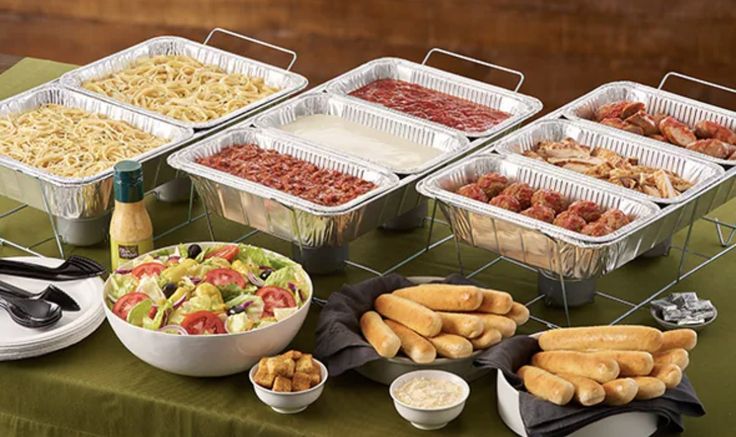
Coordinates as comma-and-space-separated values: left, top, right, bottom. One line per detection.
167, 126, 401, 247
417, 154, 671, 279
0, 85, 193, 220
59, 36, 308, 130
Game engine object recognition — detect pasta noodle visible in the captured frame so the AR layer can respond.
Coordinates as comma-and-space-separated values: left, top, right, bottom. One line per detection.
0, 104, 166, 178
82, 55, 280, 123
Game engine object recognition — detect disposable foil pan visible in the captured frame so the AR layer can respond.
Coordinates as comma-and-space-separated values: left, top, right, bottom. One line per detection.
167, 127, 402, 247
324, 57, 543, 138
59, 36, 308, 130
417, 154, 668, 279
251, 92, 470, 175
491, 119, 725, 205
562, 81, 736, 166
0, 85, 193, 219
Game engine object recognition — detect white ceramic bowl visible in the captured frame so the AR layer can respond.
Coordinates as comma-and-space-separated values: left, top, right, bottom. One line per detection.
249, 359, 328, 414
103, 242, 312, 377
389, 370, 470, 430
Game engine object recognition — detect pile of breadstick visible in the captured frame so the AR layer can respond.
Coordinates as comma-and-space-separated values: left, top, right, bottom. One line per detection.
360, 284, 529, 363
517, 326, 696, 406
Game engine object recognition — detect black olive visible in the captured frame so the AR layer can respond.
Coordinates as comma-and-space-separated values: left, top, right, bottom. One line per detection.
227, 305, 245, 316
162, 283, 177, 298
259, 268, 273, 281
187, 244, 202, 259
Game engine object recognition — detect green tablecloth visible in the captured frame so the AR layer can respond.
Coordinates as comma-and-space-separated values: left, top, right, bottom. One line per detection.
0, 58, 734, 436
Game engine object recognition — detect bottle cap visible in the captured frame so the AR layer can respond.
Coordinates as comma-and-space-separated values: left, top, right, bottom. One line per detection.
113, 161, 144, 203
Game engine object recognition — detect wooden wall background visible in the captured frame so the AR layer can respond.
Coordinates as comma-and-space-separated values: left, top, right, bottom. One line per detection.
0, 0, 735, 113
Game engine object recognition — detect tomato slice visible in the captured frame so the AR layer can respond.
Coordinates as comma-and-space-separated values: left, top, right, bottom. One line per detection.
113, 292, 150, 320
131, 262, 166, 279
204, 245, 239, 262
181, 311, 226, 335
256, 286, 296, 317
205, 268, 246, 288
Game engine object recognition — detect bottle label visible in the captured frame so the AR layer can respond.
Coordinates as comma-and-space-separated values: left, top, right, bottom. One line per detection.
111, 238, 154, 270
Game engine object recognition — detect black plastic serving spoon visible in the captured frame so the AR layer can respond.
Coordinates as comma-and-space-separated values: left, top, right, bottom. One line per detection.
0, 293, 62, 328
0, 279, 80, 312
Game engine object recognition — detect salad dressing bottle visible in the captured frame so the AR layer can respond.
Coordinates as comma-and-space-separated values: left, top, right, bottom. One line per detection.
110, 161, 153, 270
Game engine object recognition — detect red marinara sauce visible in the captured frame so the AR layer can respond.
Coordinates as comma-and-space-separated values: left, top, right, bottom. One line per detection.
196, 144, 376, 206
349, 79, 511, 133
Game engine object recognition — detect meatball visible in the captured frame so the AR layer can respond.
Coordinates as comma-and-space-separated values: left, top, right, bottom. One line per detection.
501, 182, 534, 209
581, 221, 614, 237
531, 189, 568, 214
476, 172, 509, 198
456, 183, 488, 203
552, 211, 587, 232
567, 200, 603, 222
598, 209, 631, 231
520, 204, 556, 223
489, 194, 522, 212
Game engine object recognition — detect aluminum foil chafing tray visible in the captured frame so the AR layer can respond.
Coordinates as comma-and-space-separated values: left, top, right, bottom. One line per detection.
491, 119, 725, 205
561, 81, 736, 166
324, 57, 543, 138
0, 85, 194, 220
251, 92, 471, 175
59, 36, 308, 130
167, 127, 403, 247
417, 154, 670, 279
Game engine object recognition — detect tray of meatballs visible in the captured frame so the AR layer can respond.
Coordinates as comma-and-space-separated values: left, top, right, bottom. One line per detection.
417, 153, 669, 279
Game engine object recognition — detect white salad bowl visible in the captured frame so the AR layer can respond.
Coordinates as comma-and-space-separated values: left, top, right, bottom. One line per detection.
102, 242, 312, 377
249, 358, 328, 414
389, 370, 470, 431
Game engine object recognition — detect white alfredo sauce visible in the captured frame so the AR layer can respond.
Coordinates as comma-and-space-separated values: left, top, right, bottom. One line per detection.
280, 114, 442, 173
393, 377, 464, 409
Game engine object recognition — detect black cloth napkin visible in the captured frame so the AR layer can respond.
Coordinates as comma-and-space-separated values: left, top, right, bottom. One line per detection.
314, 273, 476, 376
474, 336, 706, 437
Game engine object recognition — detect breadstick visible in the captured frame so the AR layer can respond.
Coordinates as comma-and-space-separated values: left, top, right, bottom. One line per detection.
602, 378, 638, 406
591, 351, 654, 377
393, 284, 482, 311
532, 351, 619, 383
632, 376, 666, 400
374, 294, 442, 337
503, 302, 530, 325
438, 312, 484, 338
650, 363, 682, 389
472, 313, 516, 337
653, 348, 689, 370
517, 365, 575, 406
360, 311, 400, 358
428, 333, 473, 359
470, 328, 502, 350
384, 319, 436, 364
476, 288, 513, 314
556, 373, 605, 406
538, 325, 663, 352
660, 329, 697, 351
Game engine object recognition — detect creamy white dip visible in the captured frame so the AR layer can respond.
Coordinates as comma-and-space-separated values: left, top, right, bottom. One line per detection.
280, 114, 442, 173
394, 377, 464, 409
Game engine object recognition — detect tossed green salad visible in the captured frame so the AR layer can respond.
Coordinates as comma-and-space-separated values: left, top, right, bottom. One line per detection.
107, 243, 311, 335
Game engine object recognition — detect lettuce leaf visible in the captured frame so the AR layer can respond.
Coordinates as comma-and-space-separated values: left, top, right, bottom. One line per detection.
108, 274, 138, 301
236, 245, 294, 271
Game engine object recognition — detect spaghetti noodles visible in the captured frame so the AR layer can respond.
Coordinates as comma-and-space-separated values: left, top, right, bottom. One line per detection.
0, 104, 166, 178
82, 55, 280, 123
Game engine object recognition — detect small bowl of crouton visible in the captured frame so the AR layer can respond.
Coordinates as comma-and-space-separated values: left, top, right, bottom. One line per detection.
249, 350, 328, 414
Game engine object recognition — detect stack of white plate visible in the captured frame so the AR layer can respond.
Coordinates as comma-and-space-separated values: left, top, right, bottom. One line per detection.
0, 256, 105, 361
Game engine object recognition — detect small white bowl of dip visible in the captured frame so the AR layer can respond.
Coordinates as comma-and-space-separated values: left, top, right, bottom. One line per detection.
389, 370, 470, 430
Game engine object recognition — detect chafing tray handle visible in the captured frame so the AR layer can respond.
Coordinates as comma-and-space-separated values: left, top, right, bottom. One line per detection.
658, 71, 736, 104
203, 27, 298, 71
422, 47, 525, 92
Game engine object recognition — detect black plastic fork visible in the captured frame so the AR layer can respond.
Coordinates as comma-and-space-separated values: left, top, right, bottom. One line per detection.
0, 256, 105, 281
